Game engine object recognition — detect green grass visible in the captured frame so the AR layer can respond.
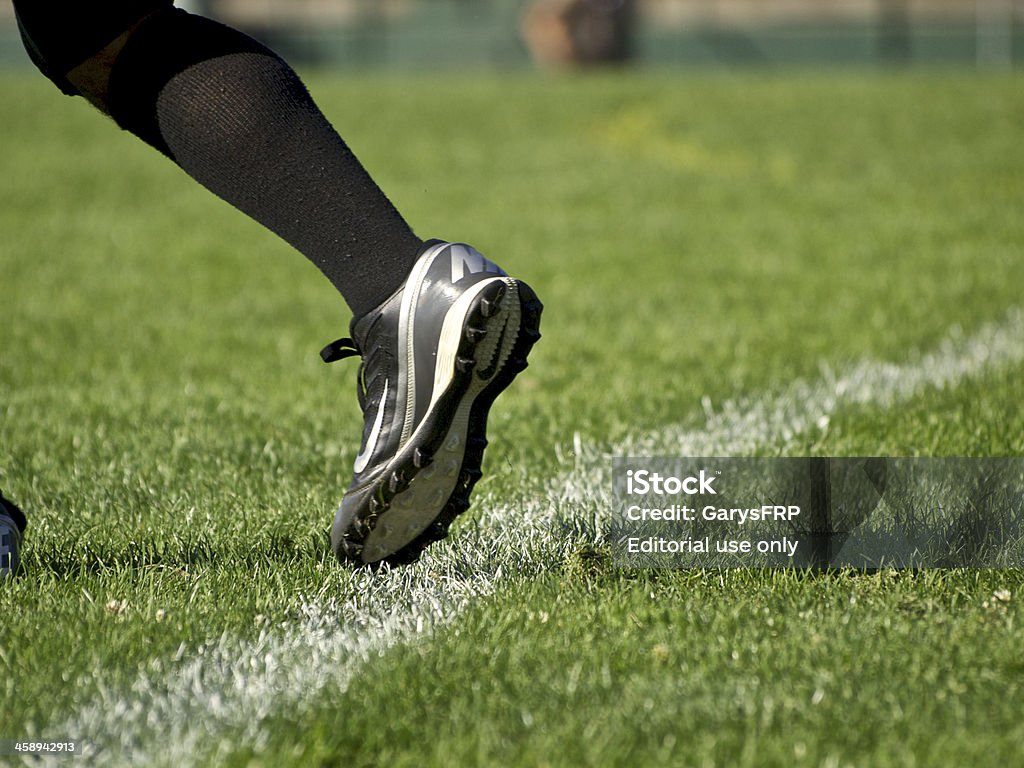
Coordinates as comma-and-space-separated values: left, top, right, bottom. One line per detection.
284, 569, 1024, 768
2, 70, 1023, 766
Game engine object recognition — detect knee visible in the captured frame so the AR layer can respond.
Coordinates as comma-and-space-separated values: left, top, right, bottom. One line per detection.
13, 0, 173, 97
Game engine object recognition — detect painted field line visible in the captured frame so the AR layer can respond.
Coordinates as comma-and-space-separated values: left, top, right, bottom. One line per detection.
58, 479, 579, 762
554, 308, 1024, 513
56, 309, 1024, 765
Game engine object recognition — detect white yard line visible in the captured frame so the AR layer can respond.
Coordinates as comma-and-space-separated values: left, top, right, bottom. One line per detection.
64, 560, 506, 764
559, 308, 1024, 508
56, 309, 1024, 765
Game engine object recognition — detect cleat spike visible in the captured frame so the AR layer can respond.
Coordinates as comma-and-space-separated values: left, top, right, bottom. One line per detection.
466, 325, 487, 343
427, 522, 450, 539
341, 540, 363, 560
456, 356, 476, 373
413, 447, 433, 469
460, 468, 483, 490
479, 283, 507, 317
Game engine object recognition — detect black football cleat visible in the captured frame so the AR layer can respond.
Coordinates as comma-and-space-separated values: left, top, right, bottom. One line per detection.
321, 240, 542, 566
0, 491, 25, 578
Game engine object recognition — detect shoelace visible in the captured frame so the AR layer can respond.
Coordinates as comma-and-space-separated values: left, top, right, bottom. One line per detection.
320, 337, 361, 364
320, 338, 372, 412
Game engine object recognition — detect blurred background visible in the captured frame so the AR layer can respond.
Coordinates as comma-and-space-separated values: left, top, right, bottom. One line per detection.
0, 0, 1020, 72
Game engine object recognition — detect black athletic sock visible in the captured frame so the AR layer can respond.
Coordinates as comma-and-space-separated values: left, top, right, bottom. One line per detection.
107, 8, 422, 318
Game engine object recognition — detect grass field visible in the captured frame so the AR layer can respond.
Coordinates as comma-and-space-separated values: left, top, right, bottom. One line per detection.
2, 69, 1023, 766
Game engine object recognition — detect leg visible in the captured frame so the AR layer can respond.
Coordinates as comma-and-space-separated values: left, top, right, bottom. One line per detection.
15, 0, 421, 316
15, 2, 543, 567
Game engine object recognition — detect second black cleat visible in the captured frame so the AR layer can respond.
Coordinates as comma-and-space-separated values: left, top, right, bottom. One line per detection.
0, 490, 25, 578
322, 240, 542, 566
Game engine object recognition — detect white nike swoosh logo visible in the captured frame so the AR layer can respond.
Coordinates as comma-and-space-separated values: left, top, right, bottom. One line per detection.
354, 378, 389, 474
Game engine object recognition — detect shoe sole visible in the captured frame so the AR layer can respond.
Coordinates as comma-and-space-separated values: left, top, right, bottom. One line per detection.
338, 277, 543, 566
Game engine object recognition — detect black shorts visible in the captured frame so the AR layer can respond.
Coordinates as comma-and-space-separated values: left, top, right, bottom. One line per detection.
14, 0, 174, 94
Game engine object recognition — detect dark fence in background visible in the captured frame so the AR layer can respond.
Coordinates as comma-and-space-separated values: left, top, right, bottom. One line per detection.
0, 1, 1020, 71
